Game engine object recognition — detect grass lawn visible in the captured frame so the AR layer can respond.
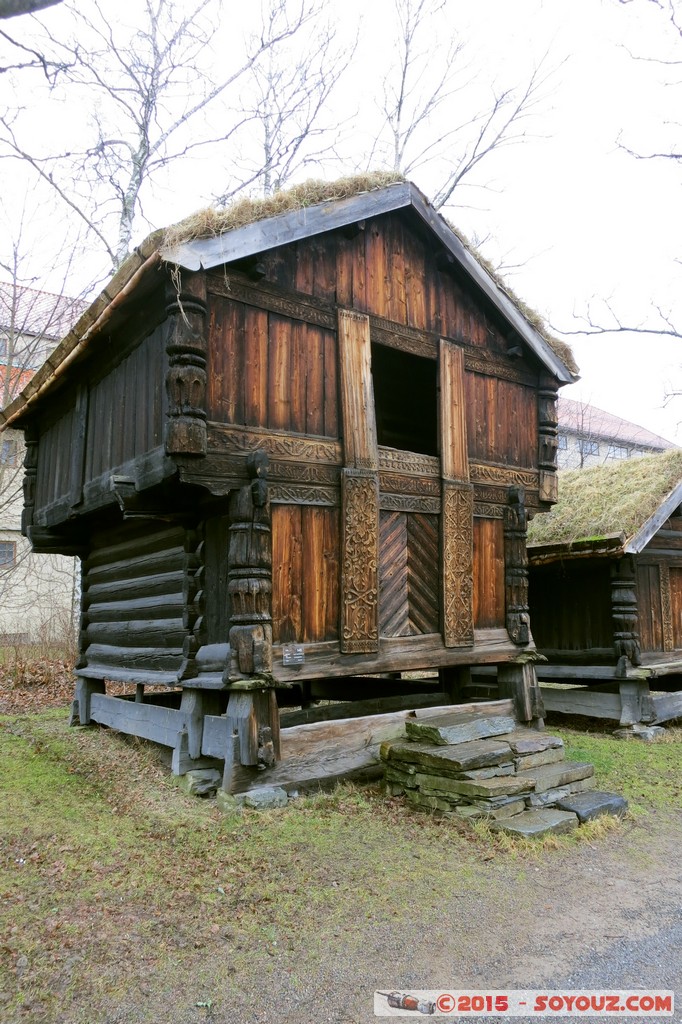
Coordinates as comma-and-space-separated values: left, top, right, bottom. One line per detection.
1, 710, 680, 1022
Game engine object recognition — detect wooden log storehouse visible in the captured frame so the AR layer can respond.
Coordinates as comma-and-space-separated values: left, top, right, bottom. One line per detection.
0, 175, 578, 791
527, 449, 682, 727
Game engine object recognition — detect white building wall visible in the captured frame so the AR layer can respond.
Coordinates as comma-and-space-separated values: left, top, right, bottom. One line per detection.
0, 428, 77, 644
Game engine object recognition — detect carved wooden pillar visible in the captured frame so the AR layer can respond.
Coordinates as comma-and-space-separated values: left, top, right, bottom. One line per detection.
439, 340, 474, 647
611, 555, 641, 676
21, 422, 38, 537
338, 309, 380, 653
178, 526, 204, 682
225, 451, 273, 681
538, 373, 559, 504
165, 272, 208, 456
504, 486, 530, 646
222, 451, 280, 772
659, 563, 674, 653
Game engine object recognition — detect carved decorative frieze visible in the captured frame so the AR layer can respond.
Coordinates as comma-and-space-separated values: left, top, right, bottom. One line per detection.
611, 555, 642, 673
340, 469, 379, 654
441, 482, 474, 648
474, 502, 505, 519
208, 274, 336, 330
165, 274, 208, 456
464, 352, 536, 387
379, 471, 440, 496
208, 422, 343, 464
379, 493, 441, 514
659, 562, 674, 653
470, 462, 538, 490
270, 484, 339, 507
378, 447, 440, 476
372, 325, 438, 360
504, 486, 530, 646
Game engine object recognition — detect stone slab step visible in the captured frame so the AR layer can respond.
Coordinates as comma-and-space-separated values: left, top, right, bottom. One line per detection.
418, 773, 535, 800
490, 808, 579, 838
515, 759, 594, 794
405, 713, 517, 746
555, 791, 628, 823
497, 729, 564, 756
380, 737, 513, 774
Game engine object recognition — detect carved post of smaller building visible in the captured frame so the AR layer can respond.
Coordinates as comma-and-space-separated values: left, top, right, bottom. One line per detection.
504, 486, 530, 646
611, 556, 641, 677
223, 451, 280, 774
165, 272, 208, 456
538, 374, 559, 504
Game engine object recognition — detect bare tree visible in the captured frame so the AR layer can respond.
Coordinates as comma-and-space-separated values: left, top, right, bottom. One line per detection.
0, 207, 84, 649
217, 0, 353, 203
0, 0, 311, 271
365, 0, 555, 210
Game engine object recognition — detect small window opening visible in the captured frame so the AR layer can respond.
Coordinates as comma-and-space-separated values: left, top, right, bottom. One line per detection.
371, 343, 438, 457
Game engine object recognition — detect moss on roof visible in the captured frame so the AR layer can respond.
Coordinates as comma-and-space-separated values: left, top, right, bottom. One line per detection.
161, 172, 576, 377
527, 448, 682, 548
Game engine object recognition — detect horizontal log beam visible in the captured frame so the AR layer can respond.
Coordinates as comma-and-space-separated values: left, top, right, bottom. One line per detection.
90, 693, 184, 746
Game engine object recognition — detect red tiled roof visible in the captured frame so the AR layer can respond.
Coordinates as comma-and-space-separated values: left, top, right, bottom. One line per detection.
0, 364, 35, 404
0, 281, 88, 342
558, 397, 676, 451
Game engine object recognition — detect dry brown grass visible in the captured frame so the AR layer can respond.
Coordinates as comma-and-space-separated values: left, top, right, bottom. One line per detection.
528, 448, 682, 548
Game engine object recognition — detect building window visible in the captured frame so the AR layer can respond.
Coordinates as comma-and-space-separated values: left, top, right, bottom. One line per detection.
0, 541, 16, 568
557, 434, 568, 450
0, 439, 17, 466
371, 343, 438, 457
577, 439, 599, 457
607, 444, 629, 459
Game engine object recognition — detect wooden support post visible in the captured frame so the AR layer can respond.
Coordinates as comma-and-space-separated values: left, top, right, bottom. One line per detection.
611, 556, 641, 676
225, 688, 281, 767
225, 451, 273, 682
618, 679, 649, 727
21, 422, 39, 537
537, 374, 559, 504
498, 662, 543, 726
504, 486, 530, 646
74, 678, 106, 725
439, 665, 471, 704
135, 684, 144, 703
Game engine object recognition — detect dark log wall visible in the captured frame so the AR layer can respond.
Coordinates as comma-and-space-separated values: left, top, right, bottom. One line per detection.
80, 522, 192, 685
529, 561, 613, 651
207, 299, 338, 437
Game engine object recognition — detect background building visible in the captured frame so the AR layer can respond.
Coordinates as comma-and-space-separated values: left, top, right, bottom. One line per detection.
557, 397, 677, 470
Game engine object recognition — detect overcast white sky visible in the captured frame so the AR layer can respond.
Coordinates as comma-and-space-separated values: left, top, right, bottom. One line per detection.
2, 0, 681, 442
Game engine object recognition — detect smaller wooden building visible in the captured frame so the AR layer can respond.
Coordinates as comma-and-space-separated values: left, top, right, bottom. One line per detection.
527, 449, 682, 727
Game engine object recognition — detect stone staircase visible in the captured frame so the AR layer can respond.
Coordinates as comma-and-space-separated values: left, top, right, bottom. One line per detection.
380, 706, 627, 837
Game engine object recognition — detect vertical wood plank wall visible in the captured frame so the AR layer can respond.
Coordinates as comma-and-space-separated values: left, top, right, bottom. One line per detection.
271, 505, 339, 643
34, 325, 167, 514
530, 562, 613, 651
473, 518, 505, 629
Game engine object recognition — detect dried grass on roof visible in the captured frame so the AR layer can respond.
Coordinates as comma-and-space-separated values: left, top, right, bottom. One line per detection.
527, 448, 682, 547
161, 171, 576, 376
162, 172, 405, 250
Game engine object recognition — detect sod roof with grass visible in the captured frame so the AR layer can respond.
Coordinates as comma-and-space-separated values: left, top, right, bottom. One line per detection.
527, 448, 682, 555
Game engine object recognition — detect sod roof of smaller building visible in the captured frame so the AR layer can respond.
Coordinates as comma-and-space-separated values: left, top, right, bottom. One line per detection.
527, 448, 682, 551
